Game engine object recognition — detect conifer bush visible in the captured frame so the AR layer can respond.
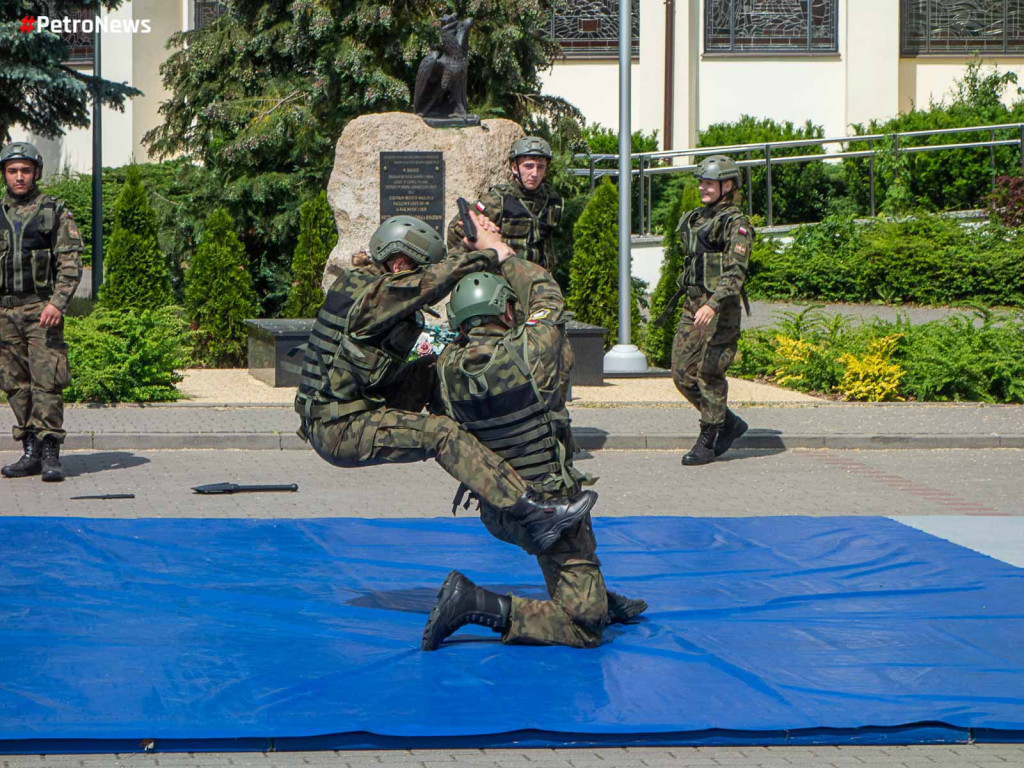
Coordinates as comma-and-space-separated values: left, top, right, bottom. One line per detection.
566, 179, 641, 349
185, 208, 259, 367
98, 167, 172, 312
643, 183, 701, 367
282, 192, 337, 318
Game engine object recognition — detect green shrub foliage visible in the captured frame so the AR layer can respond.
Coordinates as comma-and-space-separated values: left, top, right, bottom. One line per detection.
98, 167, 172, 312
64, 306, 191, 403
185, 208, 259, 367
734, 307, 1024, 403
747, 213, 1024, 306
282, 192, 337, 318
642, 185, 698, 368
566, 178, 641, 348
990, 174, 1024, 228
845, 60, 1024, 214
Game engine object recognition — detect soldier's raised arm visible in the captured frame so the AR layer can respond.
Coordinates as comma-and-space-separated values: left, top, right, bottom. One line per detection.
500, 257, 567, 395
446, 187, 503, 257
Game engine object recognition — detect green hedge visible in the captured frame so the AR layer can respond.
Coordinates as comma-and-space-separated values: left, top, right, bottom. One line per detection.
733, 308, 1024, 403
747, 212, 1024, 306
64, 306, 192, 403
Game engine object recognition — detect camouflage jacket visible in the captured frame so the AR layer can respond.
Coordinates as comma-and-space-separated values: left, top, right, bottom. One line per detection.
434, 258, 578, 496
295, 247, 500, 423
0, 187, 84, 312
446, 181, 563, 271
676, 201, 754, 312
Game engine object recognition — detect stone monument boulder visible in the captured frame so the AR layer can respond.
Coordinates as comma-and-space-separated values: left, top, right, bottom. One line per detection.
322, 112, 524, 289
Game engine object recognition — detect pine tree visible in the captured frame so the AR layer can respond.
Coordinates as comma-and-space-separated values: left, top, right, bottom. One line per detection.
566, 178, 641, 349
1, 2, 141, 141
643, 181, 701, 368
185, 208, 259, 367
282, 191, 337, 318
98, 166, 171, 312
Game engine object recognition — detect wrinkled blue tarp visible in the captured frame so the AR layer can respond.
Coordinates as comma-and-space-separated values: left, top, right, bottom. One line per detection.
0, 516, 1021, 751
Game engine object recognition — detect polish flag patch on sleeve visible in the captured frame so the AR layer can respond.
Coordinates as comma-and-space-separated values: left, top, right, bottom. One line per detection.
738, 226, 749, 236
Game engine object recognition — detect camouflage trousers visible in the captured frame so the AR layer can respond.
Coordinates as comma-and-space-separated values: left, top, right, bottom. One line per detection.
0, 300, 70, 443
306, 407, 527, 511
481, 503, 607, 649
671, 294, 742, 425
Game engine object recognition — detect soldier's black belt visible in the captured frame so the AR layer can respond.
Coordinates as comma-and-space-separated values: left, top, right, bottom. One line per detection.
0, 293, 48, 308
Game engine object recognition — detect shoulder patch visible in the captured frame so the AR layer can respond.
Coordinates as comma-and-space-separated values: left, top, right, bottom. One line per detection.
526, 308, 552, 326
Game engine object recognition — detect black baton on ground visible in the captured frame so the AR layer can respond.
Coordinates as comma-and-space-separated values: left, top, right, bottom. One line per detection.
192, 483, 299, 495
70, 493, 136, 500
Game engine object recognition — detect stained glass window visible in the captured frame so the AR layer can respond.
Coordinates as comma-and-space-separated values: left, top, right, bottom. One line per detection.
551, 1, 639, 59
194, 0, 229, 30
902, 1, 1024, 55
61, 8, 95, 65
705, 0, 839, 53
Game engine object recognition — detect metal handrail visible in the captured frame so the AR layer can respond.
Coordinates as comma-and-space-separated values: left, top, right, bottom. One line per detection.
573, 121, 1024, 231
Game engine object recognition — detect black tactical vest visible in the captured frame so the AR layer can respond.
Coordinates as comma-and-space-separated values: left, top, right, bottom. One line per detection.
295, 269, 424, 424
437, 327, 577, 495
677, 204, 744, 295
494, 184, 562, 270
0, 196, 59, 297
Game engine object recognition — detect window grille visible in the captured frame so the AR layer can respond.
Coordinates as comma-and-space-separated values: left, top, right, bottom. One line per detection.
901, 0, 1024, 55
551, 1, 639, 59
705, 0, 839, 54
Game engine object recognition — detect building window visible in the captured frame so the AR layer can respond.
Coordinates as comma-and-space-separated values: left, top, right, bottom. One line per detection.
552, 0, 639, 59
901, 0, 1024, 55
194, 0, 229, 30
705, 0, 839, 54
61, 8, 95, 65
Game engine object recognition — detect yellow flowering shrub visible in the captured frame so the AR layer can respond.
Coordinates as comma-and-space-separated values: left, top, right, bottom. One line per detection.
838, 335, 906, 402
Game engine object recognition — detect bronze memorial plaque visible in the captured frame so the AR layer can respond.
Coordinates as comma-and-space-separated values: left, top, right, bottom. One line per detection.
380, 151, 445, 235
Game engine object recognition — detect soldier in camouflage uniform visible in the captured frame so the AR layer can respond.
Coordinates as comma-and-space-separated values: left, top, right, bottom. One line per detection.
657, 155, 753, 466
1, 142, 84, 482
294, 214, 597, 555
421, 257, 646, 651
446, 136, 562, 270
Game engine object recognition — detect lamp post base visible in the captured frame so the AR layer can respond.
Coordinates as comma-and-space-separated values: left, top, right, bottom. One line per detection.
603, 344, 648, 374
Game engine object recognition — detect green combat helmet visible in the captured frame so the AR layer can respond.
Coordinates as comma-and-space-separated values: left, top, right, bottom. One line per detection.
369, 215, 446, 266
509, 136, 553, 161
694, 154, 742, 188
0, 141, 43, 172
447, 272, 516, 331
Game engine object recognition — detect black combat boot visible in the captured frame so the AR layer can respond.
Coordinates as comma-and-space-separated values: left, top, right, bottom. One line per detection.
681, 421, 720, 466
510, 489, 598, 552
39, 436, 65, 482
1, 433, 42, 478
421, 570, 511, 651
606, 591, 648, 625
714, 409, 748, 457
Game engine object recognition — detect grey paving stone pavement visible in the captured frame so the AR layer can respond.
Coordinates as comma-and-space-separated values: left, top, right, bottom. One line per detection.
2, 448, 1022, 519
745, 300, 1011, 330
3, 403, 1022, 452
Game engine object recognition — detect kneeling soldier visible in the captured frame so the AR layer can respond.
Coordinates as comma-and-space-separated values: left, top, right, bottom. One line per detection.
422, 258, 646, 651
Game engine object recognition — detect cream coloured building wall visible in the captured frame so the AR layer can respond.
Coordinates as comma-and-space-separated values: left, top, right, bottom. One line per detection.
543, 0, 1024, 150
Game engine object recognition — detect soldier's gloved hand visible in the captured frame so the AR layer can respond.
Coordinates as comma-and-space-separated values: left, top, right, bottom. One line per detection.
39, 304, 63, 328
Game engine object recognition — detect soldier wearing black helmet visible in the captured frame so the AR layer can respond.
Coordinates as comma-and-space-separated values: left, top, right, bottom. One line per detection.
654, 154, 753, 466
446, 136, 563, 271
294, 213, 599, 556
420, 260, 647, 652
1, 142, 84, 482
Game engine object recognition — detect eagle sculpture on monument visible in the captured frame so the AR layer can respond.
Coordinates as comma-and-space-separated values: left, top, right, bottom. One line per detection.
413, 14, 478, 124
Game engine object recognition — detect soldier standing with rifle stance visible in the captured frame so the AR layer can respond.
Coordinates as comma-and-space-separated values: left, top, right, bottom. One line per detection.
656, 155, 753, 466
0, 142, 83, 482
447, 137, 562, 271
294, 213, 598, 556
421, 256, 646, 651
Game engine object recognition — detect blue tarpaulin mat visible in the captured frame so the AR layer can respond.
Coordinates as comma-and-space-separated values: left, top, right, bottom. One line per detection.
0, 515, 1022, 753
